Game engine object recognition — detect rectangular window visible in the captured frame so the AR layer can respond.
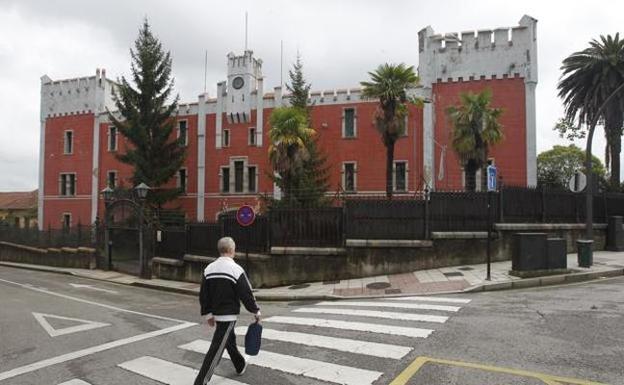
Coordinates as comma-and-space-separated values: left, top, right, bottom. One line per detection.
62, 213, 71, 229
343, 162, 356, 192
343, 108, 356, 138
221, 167, 230, 193
178, 168, 188, 193
248, 127, 256, 146
107, 171, 117, 189
223, 129, 230, 147
64, 131, 73, 154
394, 161, 407, 192
178, 120, 188, 146
248, 166, 257, 193
108, 126, 117, 151
60, 173, 76, 196
234, 161, 244, 193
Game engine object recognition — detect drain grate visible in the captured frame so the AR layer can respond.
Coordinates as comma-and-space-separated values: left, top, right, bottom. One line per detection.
288, 283, 311, 290
366, 282, 391, 290
443, 272, 464, 277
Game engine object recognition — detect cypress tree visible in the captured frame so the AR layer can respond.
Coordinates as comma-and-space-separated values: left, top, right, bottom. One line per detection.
108, 19, 186, 208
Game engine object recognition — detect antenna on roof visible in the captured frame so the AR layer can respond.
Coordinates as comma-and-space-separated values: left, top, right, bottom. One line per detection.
280, 40, 284, 89
245, 11, 248, 51
203, 49, 208, 93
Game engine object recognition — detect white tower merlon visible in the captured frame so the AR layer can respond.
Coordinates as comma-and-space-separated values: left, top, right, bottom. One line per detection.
418, 15, 538, 186
225, 50, 263, 124
197, 93, 207, 220
215, 81, 225, 149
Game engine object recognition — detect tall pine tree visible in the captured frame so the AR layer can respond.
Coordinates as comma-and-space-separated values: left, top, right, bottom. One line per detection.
108, 20, 186, 208
286, 54, 330, 207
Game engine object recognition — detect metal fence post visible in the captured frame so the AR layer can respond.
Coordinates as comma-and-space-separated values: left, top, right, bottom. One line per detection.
498, 181, 504, 223
541, 186, 547, 222
424, 188, 430, 239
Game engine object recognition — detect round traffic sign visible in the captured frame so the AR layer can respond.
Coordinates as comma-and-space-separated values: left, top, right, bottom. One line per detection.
236, 205, 256, 227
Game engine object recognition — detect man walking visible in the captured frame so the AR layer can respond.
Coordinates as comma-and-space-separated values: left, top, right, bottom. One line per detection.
194, 237, 261, 385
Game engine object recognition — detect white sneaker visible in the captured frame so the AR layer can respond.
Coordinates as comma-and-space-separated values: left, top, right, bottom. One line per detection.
236, 359, 248, 376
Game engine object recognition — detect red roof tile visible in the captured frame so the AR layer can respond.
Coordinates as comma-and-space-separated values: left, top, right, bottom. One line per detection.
0, 190, 38, 210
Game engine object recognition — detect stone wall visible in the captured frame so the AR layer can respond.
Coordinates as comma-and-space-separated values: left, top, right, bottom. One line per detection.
0, 241, 96, 269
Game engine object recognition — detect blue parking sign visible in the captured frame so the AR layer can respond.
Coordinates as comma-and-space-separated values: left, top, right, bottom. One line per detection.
487, 165, 497, 191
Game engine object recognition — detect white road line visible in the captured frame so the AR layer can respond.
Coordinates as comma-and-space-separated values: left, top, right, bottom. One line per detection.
180, 339, 383, 385
32, 312, 110, 337
384, 295, 472, 304
293, 307, 448, 323
0, 322, 195, 382
233, 327, 412, 359
316, 301, 461, 312
0, 278, 190, 323
264, 316, 433, 338
57, 380, 92, 385
118, 356, 244, 385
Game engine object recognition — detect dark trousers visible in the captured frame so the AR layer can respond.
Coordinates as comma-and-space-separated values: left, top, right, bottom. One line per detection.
194, 320, 245, 385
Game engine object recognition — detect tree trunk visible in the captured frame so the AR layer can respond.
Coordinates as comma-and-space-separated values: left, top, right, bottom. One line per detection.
610, 138, 621, 190
386, 142, 395, 199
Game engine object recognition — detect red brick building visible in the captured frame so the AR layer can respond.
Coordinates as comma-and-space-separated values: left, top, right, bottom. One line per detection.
38, 16, 538, 229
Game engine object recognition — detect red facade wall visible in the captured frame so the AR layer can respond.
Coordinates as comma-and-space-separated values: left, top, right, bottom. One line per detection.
432, 77, 527, 190
42, 114, 94, 228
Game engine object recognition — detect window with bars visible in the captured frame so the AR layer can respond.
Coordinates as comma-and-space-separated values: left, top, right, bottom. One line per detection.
343, 108, 356, 138
178, 120, 188, 146
343, 162, 356, 192
59, 173, 76, 196
64, 131, 73, 154
394, 161, 407, 192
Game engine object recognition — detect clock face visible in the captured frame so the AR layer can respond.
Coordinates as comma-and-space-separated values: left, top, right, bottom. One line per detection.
232, 76, 244, 90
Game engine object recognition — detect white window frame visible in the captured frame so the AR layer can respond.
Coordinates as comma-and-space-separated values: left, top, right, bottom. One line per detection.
393, 161, 409, 192
61, 212, 72, 229
342, 161, 357, 192
63, 130, 74, 155
177, 167, 188, 193
59, 173, 77, 197
108, 126, 118, 152
107, 170, 118, 189
248, 127, 256, 146
177, 120, 189, 146
223, 129, 231, 148
342, 107, 357, 138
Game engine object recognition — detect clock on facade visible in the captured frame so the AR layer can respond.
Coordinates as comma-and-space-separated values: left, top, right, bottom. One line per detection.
232, 76, 244, 90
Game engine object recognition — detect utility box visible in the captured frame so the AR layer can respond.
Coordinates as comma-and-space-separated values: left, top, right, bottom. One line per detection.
577, 240, 593, 268
546, 238, 567, 269
606, 216, 624, 251
512, 233, 548, 271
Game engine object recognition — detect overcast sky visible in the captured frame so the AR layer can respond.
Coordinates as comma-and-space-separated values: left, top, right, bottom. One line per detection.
0, 0, 622, 191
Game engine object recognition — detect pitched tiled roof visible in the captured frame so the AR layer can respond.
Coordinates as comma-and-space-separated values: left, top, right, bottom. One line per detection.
0, 190, 38, 210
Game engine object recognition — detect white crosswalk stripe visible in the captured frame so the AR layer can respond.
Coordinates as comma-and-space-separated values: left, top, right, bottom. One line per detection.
316, 300, 461, 312
264, 316, 434, 338
57, 380, 91, 385
179, 339, 384, 385
293, 307, 449, 323
234, 326, 412, 359
384, 295, 472, 304
118, 356, 245, 385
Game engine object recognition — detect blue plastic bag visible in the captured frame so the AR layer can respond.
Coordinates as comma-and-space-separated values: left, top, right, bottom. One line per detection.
245, 321, 262, 356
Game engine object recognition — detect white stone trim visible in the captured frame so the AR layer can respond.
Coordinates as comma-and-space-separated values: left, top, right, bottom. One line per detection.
37, 119, 45, 229
525, 82, 537, 186
59, 172, 77, 197
196, 93, 207, 220
256, 77, 264, 146
215, 82, 225, 149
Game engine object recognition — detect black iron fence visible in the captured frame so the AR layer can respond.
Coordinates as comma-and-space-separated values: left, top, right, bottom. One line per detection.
269, 207, 343, 247
0, 223, 96, 249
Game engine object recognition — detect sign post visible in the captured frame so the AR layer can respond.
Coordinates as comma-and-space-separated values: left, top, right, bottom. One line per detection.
486, 165, 497, 281
236, 205, 256, 277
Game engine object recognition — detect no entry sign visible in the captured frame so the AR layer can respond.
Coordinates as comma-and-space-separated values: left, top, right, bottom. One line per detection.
236, 205, 256, 227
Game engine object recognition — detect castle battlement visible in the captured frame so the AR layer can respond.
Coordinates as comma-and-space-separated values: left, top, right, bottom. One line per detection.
418, 15, 537, 86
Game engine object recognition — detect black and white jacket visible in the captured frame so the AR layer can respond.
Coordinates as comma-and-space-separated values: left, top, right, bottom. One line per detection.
199, 256, 260, 321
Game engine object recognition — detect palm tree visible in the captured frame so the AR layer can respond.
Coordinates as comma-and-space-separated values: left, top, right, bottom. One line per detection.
446, 90, 504, 191
361, 63, 419, 198
558, 34, 624, 189
268, 107, 316, 204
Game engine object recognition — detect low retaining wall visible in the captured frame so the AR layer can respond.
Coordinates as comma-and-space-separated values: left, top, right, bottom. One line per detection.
152, 223, 608, 288
0, 241, 97, 269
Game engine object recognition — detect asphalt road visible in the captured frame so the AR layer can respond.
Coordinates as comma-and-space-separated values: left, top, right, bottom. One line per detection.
0, 265, 622, 385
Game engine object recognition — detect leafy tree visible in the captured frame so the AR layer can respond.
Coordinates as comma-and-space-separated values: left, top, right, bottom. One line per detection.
284, 55, 330, 207
557, 34, 624, 189
108, 19, 186, 208
361, 63, 420, 198
537, 145, 606, 190
446, 90, 504, 191
268, 107, 315, 204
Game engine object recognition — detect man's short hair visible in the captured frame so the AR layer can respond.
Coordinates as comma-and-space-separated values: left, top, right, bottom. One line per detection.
217, 237, 236, 255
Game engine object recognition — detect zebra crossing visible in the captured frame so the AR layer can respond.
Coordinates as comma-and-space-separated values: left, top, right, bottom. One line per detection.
57, 295, 471, 385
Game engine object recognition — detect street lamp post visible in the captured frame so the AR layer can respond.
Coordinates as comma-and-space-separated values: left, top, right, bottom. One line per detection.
134, 183, 150, 279
100, 187, 114, 270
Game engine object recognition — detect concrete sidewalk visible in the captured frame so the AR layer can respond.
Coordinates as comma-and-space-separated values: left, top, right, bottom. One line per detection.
1, 251, 623, 300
